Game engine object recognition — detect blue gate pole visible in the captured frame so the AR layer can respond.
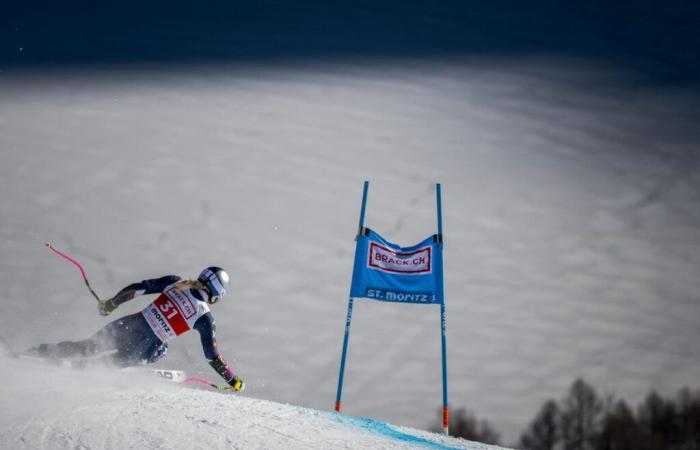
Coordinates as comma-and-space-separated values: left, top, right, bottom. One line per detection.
437, 183, 449, 435
335, 181, 369, 412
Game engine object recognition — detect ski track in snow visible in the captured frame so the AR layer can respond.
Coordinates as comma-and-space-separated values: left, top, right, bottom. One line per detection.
0, 58, 698, 445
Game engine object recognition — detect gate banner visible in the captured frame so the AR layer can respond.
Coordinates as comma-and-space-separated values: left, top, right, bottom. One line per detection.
349, 228, 443, 304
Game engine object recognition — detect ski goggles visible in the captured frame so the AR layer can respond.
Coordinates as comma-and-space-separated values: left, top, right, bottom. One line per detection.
202, 270, 229, 303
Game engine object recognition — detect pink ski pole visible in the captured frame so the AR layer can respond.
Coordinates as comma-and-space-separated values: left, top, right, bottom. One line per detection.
46, 242, 101, 302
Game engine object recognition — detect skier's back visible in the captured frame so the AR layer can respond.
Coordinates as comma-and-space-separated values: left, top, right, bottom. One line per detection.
33, 266, 244, 392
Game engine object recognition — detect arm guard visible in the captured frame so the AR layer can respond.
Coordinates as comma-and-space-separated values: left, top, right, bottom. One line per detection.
108, 275, 182, 309
194, 312, 238, 386
108, 287, 138, 308
209, 355, 237, 385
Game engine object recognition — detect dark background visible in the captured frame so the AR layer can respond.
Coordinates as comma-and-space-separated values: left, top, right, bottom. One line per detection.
2, 0, 699, 84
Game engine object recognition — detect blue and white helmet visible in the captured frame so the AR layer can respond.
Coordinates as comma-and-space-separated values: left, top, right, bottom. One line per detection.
198, 266, 230, 304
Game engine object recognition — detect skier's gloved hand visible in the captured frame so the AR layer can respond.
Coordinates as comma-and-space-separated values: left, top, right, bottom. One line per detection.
229, 376, 245, 392
97, 299, 117, 316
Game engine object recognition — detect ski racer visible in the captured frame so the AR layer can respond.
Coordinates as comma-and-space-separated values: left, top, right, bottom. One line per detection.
31, 266, 244, 392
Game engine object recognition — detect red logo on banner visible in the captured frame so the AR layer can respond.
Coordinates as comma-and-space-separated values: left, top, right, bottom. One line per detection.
368, 242, 432, 274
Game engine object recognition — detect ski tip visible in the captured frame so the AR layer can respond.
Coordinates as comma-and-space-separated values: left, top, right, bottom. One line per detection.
45, 242, 51, 248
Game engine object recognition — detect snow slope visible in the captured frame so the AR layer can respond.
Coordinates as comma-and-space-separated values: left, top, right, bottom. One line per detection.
0, 58, 699, 444
0, 350, 506, 450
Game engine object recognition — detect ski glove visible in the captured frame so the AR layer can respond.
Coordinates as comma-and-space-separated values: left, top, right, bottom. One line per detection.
229, 376, 245, 392
97, 299, 117, 316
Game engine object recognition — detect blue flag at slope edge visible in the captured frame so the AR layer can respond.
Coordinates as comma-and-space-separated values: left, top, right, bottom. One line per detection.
349, 228, 444, 304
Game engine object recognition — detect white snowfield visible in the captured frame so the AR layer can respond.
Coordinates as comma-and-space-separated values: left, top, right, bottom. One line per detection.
1, 57, 698, 444
0, 351, 508, 450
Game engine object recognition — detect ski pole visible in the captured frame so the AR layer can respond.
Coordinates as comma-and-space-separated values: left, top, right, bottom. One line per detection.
180, 376, 232, 392
45, 242, 101, 302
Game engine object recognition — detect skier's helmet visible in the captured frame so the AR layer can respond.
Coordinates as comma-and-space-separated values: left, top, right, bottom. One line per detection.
198, 266, 230, 304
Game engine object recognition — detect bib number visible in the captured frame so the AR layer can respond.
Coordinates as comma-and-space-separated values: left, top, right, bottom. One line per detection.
153, 295, 190, 336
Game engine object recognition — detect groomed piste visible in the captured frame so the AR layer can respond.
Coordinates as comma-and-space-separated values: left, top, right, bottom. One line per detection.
0, 350, 509, 450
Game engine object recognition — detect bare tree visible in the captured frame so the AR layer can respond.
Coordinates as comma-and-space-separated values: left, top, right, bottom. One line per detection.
442, 383, 700, 450
560, 378, 603, 450
520, 399, 561, 450
597, 399, 653, 450
638, 391, 679, 449
677, 388, 700, 450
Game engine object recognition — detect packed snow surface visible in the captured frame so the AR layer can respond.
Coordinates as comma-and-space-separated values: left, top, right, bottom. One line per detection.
0, 350, 508, 450
1, 57, 699, 445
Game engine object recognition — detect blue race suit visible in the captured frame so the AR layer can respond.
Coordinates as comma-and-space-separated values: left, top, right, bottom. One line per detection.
36, 276, 237, 384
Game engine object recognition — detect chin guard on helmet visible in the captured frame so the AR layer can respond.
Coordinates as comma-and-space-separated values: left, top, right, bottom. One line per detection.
198, 266, 230, 304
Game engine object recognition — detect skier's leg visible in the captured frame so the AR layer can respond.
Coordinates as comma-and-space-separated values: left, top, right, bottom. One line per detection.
144, 339, 168, 364
31, 321, 120, 358
107, 314, 167, 367
106, 339, 168, 367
